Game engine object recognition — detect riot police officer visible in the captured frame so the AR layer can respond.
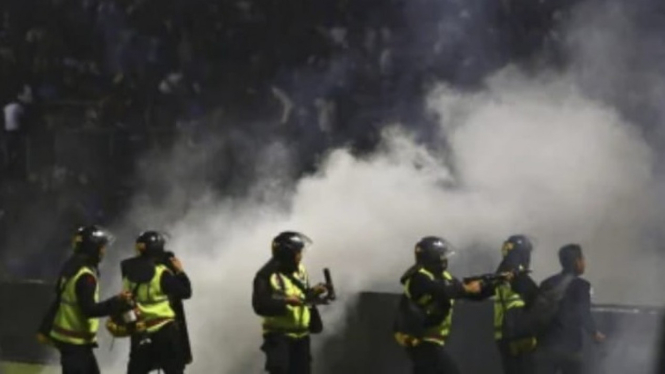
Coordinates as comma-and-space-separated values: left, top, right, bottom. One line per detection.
393, 236, 483, 374
38, 225, 132, 374
121, 231, 192, 374
493, 235, 540, 374
252, 231, 330, 374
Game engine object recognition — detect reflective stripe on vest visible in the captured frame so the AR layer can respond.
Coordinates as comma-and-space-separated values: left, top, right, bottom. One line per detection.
123, 264, 176, 334
262, 264, 311, 339
493, 282, 526, 340
404, 268, 454, 345
50, 267, 100, 345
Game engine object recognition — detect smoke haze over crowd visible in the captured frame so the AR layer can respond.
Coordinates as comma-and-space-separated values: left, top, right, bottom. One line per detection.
68, 0, 665, 372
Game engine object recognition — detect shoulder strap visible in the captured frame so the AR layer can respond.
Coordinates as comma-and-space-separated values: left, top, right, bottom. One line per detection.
556, 274, 576, 299
537, 273, 577, 312
283, 272, 310, 295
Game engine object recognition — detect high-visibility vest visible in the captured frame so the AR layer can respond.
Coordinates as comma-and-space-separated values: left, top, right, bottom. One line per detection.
404, 268, 454, 345
50, 266, 100, 345
493, 281, 526, 340
494, 278, 538, 355
123, 264, 175, 334
262, 264, 311, 339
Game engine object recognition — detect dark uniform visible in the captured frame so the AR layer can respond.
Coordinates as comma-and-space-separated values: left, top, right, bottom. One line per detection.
537, 244, 603, 374
394, 236, 485, 374
39, 225, 128, 374
122, 231, 192, 374
252, 231, 329, 374
493, 235, 540, 374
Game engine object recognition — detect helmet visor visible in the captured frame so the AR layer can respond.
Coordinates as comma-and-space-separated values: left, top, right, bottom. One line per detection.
434, 237, 456, 259
292, 232, 313, 252
94, 227, 115, 247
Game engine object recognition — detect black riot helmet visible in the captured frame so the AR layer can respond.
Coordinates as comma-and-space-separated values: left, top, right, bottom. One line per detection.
415, 236, 455, 272
136, 231, 167, 257
499, 234, 533, 272
72, 225, 113, 262
271, 231, 312, 269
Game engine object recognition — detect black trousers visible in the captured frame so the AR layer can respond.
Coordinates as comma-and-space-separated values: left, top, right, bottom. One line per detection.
127, 322, 185, 374
58, 344, 100, 374
405, 342, 460, 374
536, 349, 583, 374
261, 333, 311, 374
497, 340, 535, 374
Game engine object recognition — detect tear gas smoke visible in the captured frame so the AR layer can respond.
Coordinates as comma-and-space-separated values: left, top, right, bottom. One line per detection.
88, 1, 665, 373
92, 67, 662, 372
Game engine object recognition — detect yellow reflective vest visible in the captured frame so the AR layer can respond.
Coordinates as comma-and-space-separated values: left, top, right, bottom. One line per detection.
493, 281, 526, 340
493, 275, 537, 355
123, 264, 176, 334
50, 266, 100, 345
262, 264, 311, 339
403, 268, 454, 346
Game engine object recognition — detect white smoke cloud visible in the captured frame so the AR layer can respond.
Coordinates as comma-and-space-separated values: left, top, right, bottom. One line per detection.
90, 62, 663, 373
74, 1, 665, 372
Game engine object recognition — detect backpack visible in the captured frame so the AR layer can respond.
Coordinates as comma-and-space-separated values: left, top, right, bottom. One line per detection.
530, 273, 576, 333
501, 273, 576, 340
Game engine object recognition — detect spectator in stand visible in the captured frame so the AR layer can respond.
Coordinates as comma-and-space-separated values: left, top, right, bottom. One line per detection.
3, 85, 33, 179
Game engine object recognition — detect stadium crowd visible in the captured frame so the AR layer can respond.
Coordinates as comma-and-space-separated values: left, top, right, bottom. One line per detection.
0, 0, 575, 278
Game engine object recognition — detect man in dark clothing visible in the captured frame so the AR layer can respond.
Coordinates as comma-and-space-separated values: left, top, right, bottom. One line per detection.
38, 225, 132, 374
394, 236, 484, 374
118, 231, 192, 374
537, 244, 605, 374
